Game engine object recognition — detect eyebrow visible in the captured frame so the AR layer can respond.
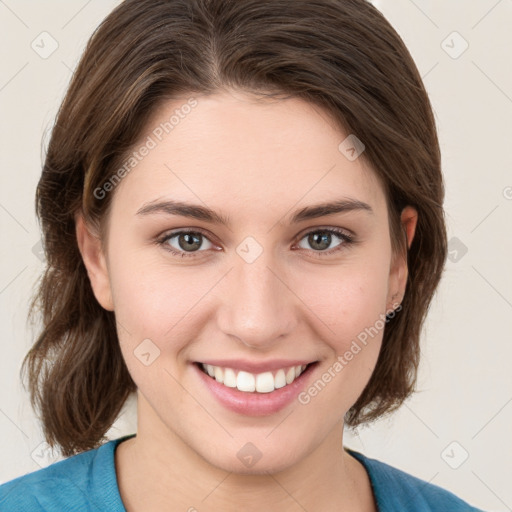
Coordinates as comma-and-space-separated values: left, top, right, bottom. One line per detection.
135, 198, 373, 226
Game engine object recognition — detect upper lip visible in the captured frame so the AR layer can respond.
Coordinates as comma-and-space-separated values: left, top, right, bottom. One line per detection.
196, 359, 317, 374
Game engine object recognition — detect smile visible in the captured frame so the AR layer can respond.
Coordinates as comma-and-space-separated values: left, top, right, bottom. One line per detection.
197, 362, 314, 393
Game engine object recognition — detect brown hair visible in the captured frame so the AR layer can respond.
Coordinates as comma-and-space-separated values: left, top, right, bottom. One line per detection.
22, 0, 447, 456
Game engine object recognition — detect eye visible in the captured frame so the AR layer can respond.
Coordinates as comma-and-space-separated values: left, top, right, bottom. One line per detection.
157, 227, 356, 259
157, 229, 215, 258
295, 227, 355, 256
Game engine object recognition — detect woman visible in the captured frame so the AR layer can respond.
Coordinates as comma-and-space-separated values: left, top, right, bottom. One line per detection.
0, 0, 485, 510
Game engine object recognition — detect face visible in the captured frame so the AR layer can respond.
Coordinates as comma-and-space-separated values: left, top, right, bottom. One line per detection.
78, 90, 415, 474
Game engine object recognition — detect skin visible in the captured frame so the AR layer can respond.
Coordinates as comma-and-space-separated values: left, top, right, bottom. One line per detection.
76, 89, 417, 512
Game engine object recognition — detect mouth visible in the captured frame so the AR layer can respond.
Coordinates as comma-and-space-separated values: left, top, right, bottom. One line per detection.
194, 361, 318, 394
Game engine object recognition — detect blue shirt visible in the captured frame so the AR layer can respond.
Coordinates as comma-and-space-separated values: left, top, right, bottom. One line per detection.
0, 433, 485, 511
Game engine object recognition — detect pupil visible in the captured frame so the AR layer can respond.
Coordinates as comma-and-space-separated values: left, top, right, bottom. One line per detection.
179, 233, 201, 251
310, 232, 330, 250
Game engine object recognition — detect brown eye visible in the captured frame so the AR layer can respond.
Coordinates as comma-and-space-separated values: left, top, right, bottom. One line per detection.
306, 231, 334, 251
174, 232, 203, 252
296, 228, 354, 256
159, 230, 214, 257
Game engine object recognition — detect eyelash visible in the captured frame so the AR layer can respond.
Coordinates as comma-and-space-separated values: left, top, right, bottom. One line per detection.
156, 227, 356, 259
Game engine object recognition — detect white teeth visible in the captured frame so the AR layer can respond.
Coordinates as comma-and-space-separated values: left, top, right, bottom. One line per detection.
285, 367, 295, 385
214, 366, 224, 383
223, 368, 237, 388
236, 371, 255, 392
201, 363, 309, 393
255, 372, 274, 393
274, 369, 286, 389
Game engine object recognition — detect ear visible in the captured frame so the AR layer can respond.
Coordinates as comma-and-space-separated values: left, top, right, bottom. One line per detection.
387, 206, 418, 310
75, 213, 114, 311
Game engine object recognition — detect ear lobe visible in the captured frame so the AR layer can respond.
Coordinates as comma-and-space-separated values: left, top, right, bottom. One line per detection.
75, 213, 114, 311
387, 206, 418, 310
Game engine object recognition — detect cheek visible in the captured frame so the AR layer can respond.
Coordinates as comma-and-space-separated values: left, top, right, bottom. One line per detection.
108, 249, 200, 332
108, 255, 196, 392
294, 254, 391, 342
107, 249, 220, 384
292, 262, 390, 411
108, 228, 391, 357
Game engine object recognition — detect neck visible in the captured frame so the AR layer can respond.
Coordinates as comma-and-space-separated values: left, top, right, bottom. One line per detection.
115, 393, 375, 512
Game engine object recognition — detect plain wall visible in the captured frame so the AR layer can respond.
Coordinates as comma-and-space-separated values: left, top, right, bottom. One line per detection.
1, 1, 511, 511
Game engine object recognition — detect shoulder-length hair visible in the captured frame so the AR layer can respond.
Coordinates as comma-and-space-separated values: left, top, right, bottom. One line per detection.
23, 0, 447, 456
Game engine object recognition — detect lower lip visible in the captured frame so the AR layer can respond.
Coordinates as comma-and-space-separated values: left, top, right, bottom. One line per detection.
193, 362, 318, 416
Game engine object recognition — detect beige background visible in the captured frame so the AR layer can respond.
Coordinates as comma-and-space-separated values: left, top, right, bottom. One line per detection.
1, 1, 511, 510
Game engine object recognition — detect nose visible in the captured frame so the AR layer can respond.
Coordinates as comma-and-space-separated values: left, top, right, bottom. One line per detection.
216, 250, 298, 349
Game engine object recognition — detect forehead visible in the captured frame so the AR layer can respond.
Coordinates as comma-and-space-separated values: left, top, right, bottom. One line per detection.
113, 91, 387, 220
